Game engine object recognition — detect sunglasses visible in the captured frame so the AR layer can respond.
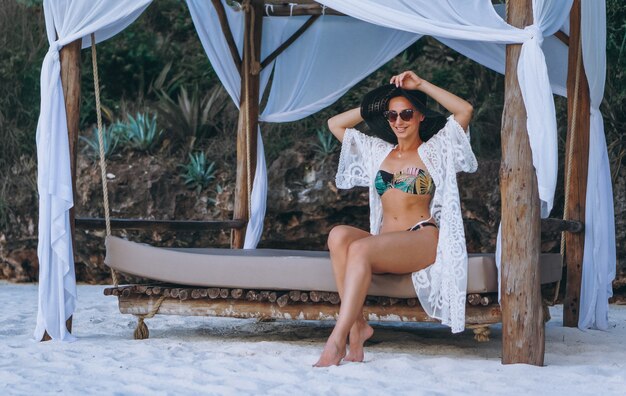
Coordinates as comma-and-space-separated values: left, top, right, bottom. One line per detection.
383, 109, 415, 123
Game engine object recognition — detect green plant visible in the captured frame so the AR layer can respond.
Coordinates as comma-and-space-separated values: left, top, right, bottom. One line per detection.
156, 84, 226, 151
117, 112, 163, 152
79, 124, 120, 161
180, 151, 217, 192
312, 127, 338, 158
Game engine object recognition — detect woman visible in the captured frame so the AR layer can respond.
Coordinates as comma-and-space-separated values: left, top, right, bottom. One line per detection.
314, 71, 477, 367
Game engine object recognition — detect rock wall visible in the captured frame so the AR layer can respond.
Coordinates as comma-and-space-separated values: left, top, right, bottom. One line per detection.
1, 146, 624, 296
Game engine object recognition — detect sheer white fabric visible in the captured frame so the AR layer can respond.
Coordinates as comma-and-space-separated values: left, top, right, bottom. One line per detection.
261, 16, 418, 122
36, 0, 152, 341
336, 117, 477, 332
579, 0, 615, 330
188, 0, 418, 247
436, 4, 569, 98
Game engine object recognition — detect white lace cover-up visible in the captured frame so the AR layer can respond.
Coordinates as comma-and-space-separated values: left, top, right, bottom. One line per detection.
335, 116, 478, 333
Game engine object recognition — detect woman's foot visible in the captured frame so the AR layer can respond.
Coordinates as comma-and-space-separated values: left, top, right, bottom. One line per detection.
313, 337, 346, 367
345, 321, 374, 362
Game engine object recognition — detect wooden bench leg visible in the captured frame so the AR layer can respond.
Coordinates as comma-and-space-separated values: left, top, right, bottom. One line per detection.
468, 325, 491, 342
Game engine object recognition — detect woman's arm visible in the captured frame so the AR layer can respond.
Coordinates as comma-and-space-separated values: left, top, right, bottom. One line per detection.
390, 71, 473, 131
327, 107, 363, 143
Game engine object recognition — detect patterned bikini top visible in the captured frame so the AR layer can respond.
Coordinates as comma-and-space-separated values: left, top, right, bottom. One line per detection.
375, 166, 435, 196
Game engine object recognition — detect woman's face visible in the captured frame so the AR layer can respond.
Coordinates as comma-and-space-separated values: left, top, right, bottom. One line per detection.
387, 96, 424, 141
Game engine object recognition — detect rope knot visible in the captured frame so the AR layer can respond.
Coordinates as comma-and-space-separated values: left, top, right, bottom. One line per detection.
524, 24, 544, 46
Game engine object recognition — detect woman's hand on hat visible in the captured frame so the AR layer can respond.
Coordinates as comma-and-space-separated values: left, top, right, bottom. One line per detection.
390, 71, 424, 90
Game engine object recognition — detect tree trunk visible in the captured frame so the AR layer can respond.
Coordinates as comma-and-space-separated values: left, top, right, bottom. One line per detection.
500, 0, 544, 366
231, 1, 263, 248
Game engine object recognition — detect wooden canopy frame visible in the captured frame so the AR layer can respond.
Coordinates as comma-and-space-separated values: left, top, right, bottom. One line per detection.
54, 0, 592, 367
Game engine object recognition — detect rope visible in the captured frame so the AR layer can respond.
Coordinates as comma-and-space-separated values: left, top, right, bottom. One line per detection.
91, 33, 118, 286
134, 295, 167, 340
554, 34, 583, 304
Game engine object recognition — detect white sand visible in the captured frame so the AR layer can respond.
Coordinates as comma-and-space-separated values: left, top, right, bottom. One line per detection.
1, 282, 625, 395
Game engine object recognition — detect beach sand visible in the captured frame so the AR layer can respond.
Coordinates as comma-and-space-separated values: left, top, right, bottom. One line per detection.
1, 282, 624, 395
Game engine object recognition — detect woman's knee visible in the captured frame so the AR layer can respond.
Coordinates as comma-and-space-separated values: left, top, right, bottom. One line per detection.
328, 225, 355, 252
346, 239, 371, 266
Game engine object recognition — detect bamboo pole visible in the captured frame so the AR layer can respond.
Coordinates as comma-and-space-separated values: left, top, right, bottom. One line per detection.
231, 0, 263, 248
42, 39, 82, 341
500, 0, 544, 366
563, 0, 590, 327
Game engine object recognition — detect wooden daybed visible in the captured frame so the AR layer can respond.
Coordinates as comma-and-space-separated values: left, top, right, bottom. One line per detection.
104, 236, 562, 341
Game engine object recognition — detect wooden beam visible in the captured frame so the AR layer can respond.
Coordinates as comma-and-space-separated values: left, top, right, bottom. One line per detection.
231, 0, 264, 248
263, 3, 344, 16
118, 294, 502, 325
563, 0, 590, 328
500, 0, 544, 366
211, 0, 242, 75
75, 218, 246, 231
554, 30, 569, 46
42, 39, 82, 341
260, 15, 320, 70
540, 218, 583, 234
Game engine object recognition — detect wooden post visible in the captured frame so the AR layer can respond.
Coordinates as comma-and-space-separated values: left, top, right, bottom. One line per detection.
231, 1, 263, 248
42, 39, 81, 341
500, 0, 544, 365
563, 0, 590, 327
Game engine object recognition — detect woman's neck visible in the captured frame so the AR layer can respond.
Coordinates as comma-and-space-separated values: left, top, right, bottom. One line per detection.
395, 138, 421, 153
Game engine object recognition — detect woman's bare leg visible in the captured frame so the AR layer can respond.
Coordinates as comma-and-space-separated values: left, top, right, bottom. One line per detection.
314, 228, 438, 367
324, 226, 373, 363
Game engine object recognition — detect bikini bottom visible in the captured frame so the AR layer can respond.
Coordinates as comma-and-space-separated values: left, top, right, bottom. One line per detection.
407, 218, 438, 231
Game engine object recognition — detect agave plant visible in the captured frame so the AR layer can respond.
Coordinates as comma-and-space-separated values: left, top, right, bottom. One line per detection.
79, 124, 120, 161
156, 85, 226, 151
313, 127, 338, 158
180, 151, 217, 192
117, 112, 163, 153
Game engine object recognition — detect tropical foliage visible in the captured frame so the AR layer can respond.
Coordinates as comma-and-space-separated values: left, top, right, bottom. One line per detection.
180, 151, 217, 192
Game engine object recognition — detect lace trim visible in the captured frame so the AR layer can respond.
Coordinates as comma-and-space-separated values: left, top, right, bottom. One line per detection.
414, 115, 478, 333
335, 128, 393, 234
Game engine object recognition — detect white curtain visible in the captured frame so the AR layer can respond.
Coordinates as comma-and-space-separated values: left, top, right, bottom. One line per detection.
579, 0, 615, 330
187, 0, 418, 247
437, 4, 569, 98
36, 0, 152, 341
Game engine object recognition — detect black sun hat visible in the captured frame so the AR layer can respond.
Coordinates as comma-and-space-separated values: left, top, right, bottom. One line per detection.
360, 84, 447, 144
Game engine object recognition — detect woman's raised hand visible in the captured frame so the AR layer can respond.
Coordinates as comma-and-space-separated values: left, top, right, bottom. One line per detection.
390, 71, 424, 90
